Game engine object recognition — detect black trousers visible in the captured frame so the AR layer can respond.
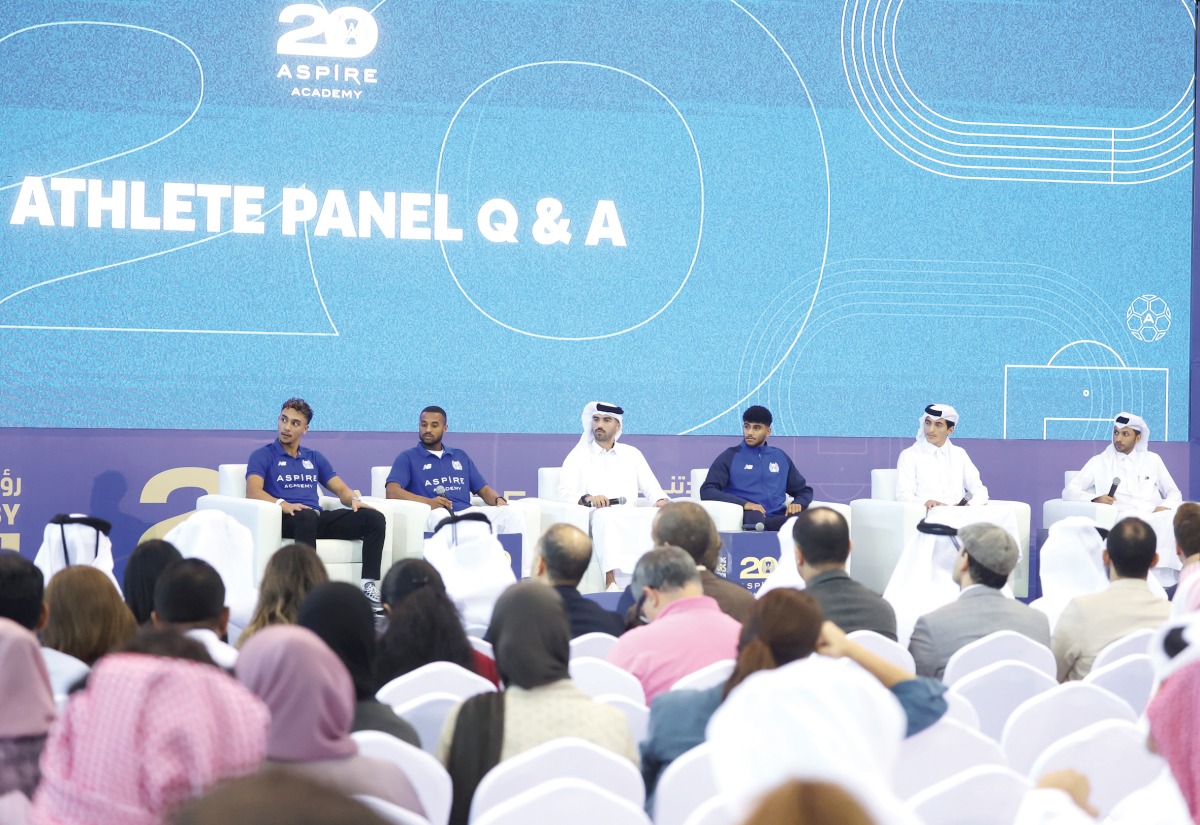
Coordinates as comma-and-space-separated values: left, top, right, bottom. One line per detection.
281, 507, 386, 580
743, 510, 793, 532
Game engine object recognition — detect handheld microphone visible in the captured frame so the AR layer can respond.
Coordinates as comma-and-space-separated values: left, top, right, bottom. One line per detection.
742, 521, 766, 532
1107, 477, 1121, 498
435, 485, 453, 513
956, 490, 973, 507
585, 496, 627, 507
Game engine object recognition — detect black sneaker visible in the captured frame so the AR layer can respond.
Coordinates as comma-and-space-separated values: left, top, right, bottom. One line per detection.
362, 580, 382, 606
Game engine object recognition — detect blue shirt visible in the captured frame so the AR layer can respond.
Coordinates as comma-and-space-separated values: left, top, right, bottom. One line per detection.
246, 440, 336, 510
699, 441, 813, 516
386, 444, 487, 510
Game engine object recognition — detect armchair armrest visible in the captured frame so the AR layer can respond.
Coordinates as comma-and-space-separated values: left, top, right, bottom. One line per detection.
363, 497, 432, 562
697, 500, 744, 532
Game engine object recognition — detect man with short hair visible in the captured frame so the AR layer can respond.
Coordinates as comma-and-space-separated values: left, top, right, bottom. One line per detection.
908, 523, 1050, 678
151, 557, 238, 669
1171, 503, 1200, 615
0, 551, 89, 694
1052, 517, 1170, 681
652, 501, 754, 623
792, 507, 897, 640
246, 398, 385, 605
532, 523, 625, 638
700, 405, 813, 531
896, 403, 989, 509
606, 546, 741, 702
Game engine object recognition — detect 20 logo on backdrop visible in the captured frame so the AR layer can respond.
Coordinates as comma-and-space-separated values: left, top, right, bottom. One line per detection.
276, 4, 380, 101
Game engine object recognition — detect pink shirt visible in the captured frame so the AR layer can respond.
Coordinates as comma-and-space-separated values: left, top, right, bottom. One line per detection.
606, 595, 741, 703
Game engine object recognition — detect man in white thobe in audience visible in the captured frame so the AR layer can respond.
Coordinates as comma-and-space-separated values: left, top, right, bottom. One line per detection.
896, 403, 988, 509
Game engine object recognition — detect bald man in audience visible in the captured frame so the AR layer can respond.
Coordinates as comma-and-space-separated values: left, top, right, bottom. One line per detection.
531, 524, 625, 638
652, 502, 754, 623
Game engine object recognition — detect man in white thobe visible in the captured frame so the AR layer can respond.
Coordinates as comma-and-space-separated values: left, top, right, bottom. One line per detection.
896, 403, 989, 509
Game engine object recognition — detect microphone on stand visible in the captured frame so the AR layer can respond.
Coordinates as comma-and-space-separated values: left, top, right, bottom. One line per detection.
956, 490, 973, 507
435, 485, 453, 513
1107, 477, 1121, 498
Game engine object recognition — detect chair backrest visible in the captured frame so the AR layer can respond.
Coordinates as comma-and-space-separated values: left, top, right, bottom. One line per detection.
352, 731, 453, 825
654, 743, 717, 825
537, 468, 561, 500
871, 468, 899, 500
669, 659, 735, 692
570, 632, 620, 661
472, 777, 652, 825
942, 691, 981, 730
847, 630, 916, 673
892, 718, 1007, 800
1029, 720, 1164, 816
594, 693, 650, 744
470, 740, 645, 822
569, 657, 646, 704
906, 765, 1032, 825
689, 469, 708, 500
680, 795, 738, 825
1000, 682, 1136, 775
1083, 654, 1154, 716
942, 630, 1056, 686
392, 693, 463, 756
354, 795, 434, 825
1092, 628, 1155, 673
377, 661, 497, 708
469, 636, 494, 659
218, 463, 248, 497
371, 466, 390, 498
949, 660, 1057, 741
465, 623, 489, 639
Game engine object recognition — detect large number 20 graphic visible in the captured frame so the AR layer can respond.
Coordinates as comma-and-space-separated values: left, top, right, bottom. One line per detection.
277, 4, 379, 59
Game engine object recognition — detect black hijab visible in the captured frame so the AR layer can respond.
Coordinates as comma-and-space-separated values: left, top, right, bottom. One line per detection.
297, 581, 377, 702
122, 540, 182, 625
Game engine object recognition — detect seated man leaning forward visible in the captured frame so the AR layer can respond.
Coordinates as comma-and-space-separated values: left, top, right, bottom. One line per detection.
558, 401, 670, 588
245, 398, 385, 606
700, 405, 813, 531
896, 403, 988, 510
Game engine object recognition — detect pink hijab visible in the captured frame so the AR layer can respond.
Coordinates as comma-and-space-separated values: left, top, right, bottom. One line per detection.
1148, 657, 1200, 824
0, 619, 55, 738
30, 653, 268, 825
235, 625, 357, 762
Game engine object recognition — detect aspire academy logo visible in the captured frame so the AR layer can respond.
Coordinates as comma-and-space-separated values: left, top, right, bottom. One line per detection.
275, 3, 381, 101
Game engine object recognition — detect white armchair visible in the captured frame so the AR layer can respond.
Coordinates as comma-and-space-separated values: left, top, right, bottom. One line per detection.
195, 464, 394, 586
1042, 471, 1119, 532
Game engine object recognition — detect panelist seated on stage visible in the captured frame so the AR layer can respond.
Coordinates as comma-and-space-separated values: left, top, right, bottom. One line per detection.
896, 403, 988, 509
384, 405, 525, 536
699, 405, 813, 532
245, 398, 385, 607
558, 401, 669, 588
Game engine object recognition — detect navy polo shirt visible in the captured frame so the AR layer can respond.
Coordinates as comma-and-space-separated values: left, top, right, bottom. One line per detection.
246, 440, 336, 510
386, 444, 487, 510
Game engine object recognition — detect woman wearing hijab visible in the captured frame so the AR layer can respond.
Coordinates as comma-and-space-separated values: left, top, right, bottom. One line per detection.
297, 582, 420, 747
0, 619, 56, 799
437, 581, 636, 825
122, 540, 183, 626
236, 625, 424, 814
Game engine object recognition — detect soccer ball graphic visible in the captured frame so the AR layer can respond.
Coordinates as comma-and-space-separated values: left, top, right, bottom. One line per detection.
1126, 294, 1171, 343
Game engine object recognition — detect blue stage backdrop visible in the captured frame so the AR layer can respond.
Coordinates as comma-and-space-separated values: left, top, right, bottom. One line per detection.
0, 0, 1194, 441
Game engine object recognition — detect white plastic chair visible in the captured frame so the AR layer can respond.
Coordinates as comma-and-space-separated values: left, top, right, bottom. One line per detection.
892, 718, 1008, 800
352, 731, 453, 825
377, 661, 497, 708
1083, 654, 1154, 716
471, 749, 647, 824
669, 659, 735, 692
680, 795, 738, 825
847, 629, 916, 673
354, 795, 434, 825
472, 772, 652, 825
1091, 628, 1155, 673
465, 623, 489, 639
906, 765, 1032, 825
949, 660, 1057, 741
1042, 471, 1120, 533
570, 632, 620, 661
469, 636, 494, 659
569, 656, 646, 704
392, 693, 463, 756
595, 693, 650, 744
942, 690, 981, 730
654, 743, 717, 825
1000, 682, 1136, 775
942, 630, 1056, 687
1029, 720, 1164, 817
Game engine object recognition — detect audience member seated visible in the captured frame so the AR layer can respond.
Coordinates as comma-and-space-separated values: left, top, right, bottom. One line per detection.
0, 619, 56, 800
423, 512, 517, 628
438, 582, 637, 825
1053, 516, 1170, 681
118, 626, 217, 666
1171, 503, 1200, 615
152, 559, 238, 670
170, 771, 392, 825
741, 779, 877, 825
0, 552, 89, 696
236, 626, 424, 815
237, 543, 328, 647
909, 523, 1050, 678
1135, 631, 1200, 825
792, 507, 897, 640
298, 581, 421, 747
376, 558, 499, 687
121, 539, 182, 626
33, 513, 119, 592
607, 546, 742, 703
529, 523, 625, 638
43, 565, 137, 668
29, 652, 268, 825
653, 501, 755, 623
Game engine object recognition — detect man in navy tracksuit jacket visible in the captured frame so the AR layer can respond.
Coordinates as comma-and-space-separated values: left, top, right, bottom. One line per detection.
700, 406, 813, 531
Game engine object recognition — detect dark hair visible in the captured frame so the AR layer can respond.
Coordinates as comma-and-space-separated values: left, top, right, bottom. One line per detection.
123, 539, 183, 625
281, 398, 313, 424
154, 558, 226, 625
965, 555, 1009, 589
420, 405, 448, 423
376, 559, 474, 686
653, 502, 721, 568
723, 589, 823, 698
239, 543, 328, 646
1175, 503, 1200, 559
298, 582, 378, 701
538, 523, 593, 585
119, 626, 216, 666
170, 771, 391, 825
1107, 517, 1158, 579
792, 507, 850, 567
44, 566, 137, 665
742, 405, 773, 426
741, 780, 875, 825
0, 551, 44, 630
